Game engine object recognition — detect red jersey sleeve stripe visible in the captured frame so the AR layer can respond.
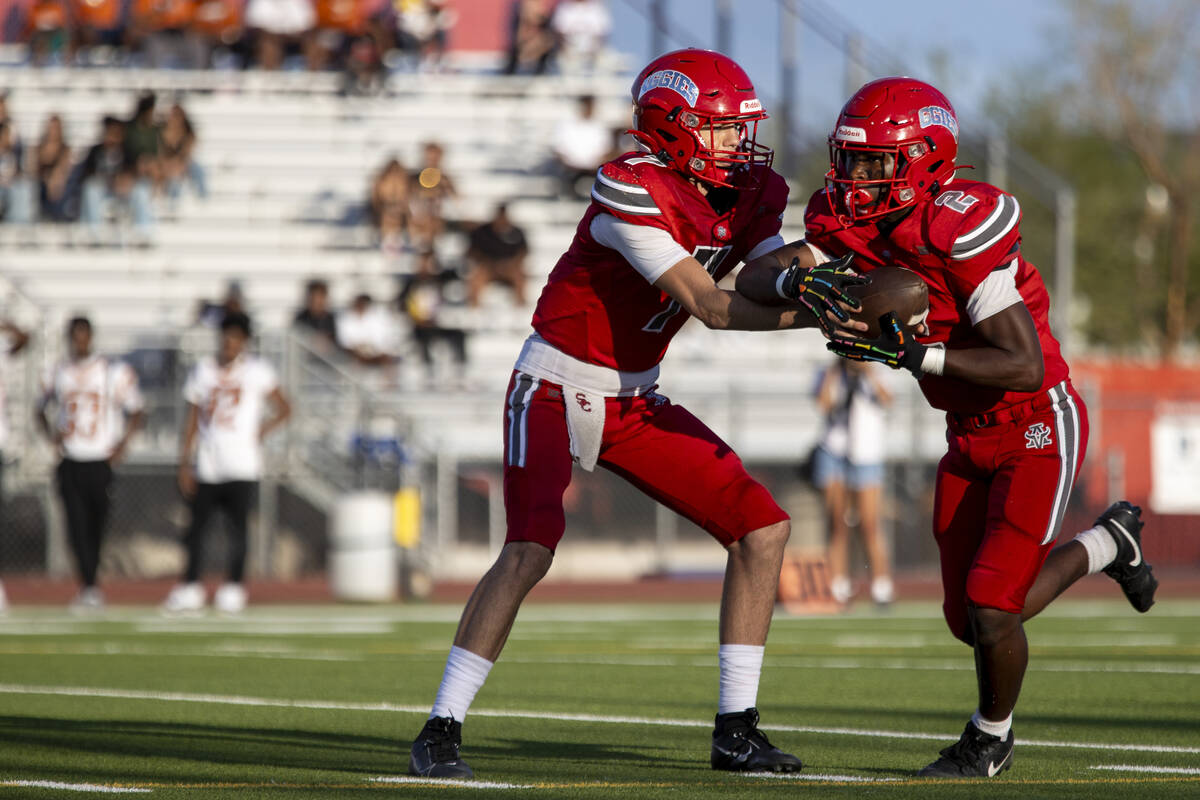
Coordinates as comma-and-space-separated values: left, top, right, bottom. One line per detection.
591, 174, 663, 215
951, 194, 1020, 260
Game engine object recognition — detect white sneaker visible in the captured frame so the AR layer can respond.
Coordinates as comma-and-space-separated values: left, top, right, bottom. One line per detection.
70, 586, 105, 613
871, 576, 895, 606
830, 575, 853, 605
162, 582, 206, 614
213, 583, 247, 614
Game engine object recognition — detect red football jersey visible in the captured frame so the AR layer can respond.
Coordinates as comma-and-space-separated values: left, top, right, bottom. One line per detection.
531, 153, 789, 372
803, 179, 1069, 415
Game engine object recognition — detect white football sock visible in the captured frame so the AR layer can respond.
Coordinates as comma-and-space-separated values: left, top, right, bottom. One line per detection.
971, 709, 1012, 739
1073, 526, 1118, 575
830, 575, 852, 604
870, 575, 894, 604
430, 646, 494, 722
718, 644, 764, 714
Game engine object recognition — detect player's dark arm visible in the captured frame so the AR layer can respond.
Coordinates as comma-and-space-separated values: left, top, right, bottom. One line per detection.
177, 402, 200, 498
654, 256, 823, 332
944, 302, 1044, 392
259, 387, 291, 441
734, 241, 816, 305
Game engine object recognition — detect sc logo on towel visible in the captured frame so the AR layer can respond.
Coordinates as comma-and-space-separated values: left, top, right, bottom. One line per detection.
575, 392, 592, 412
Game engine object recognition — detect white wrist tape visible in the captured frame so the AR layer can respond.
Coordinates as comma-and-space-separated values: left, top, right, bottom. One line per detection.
920, 344, 946, 376
775, 269, 792, 300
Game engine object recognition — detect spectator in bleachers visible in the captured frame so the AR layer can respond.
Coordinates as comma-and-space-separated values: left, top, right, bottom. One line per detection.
293, 277, 339, 354
128, 0, 208, 68
550, 0, 610, 74
26, 0, 71, 66
69, 0, 127, 63
125, 92, 161, 184
393, 0, 455, 72
503, 0, 554, 75
244, 0, 316, 69
369, 156, 410, 254
550, 94, 615, 200
78, 115, 155, 244
160, 102, 207, 206
398, 248, 467, 381
196, 280, 246, 328
36, 114, 74, 221
0, 121, 35, 224
341, 27, 386, 95
466, 202, 527, 307
190, 0, 244, 67
309, 0, 367, 71
337, 292, 402, 367
408, 140, 456, 249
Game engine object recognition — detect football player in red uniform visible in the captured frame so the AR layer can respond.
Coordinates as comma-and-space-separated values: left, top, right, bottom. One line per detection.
738, 77, 1158, 778
408, 49, 870, 779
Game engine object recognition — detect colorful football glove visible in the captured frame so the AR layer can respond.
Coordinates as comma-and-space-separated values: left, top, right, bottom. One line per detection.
779, 252, 869, 336
826, 312, 928, 378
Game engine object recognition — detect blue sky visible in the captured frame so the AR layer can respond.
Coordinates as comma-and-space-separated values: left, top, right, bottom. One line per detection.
608, 0, 1065, 137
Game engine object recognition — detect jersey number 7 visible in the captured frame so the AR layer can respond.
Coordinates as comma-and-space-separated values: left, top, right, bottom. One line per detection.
643, 245, 732, 333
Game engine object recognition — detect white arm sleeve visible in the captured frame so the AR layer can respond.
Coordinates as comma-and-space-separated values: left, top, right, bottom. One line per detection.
744, 234, 787, 263
802, 240, 833, 265
966, 259, 1024, 325
590, 213, 690, 284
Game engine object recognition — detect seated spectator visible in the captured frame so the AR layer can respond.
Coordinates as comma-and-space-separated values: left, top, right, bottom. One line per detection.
190, 0, 244, 67
129, 0, 208, 68
310, 0, 366, 71
503, 0, 554, 75
408, 140, 456, 249
550, 0, 610, 74
397, 248, 467, 380
293, 278, 338, 353
160, 102, 207, 206
26, 0, 70, 66
78, 115, 154, 244
125, 92, 161, 185
466, 203, 527, 307
36, 114, 74, 221
0, 121, 35, 224
551, 94, 615, 199
368, 156, 409, 253
244, 0, 316, 69
69, 0, 126, 63
393, 0, 455, 72
196, 280, 246, 328
337, 292, 401, 367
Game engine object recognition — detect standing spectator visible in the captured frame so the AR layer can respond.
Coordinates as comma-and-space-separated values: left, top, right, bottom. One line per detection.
0, 121, 35, 224
293, 278, 338, 354
812, 359, 894, 607
465, 203, 527, 307
78, 115, 155, 244
337, 292, 401, 367
36, 316, 144, 611
368, 157, 410, 253
244, 0, 316, 69
0, 319, 30, 612
550, 95, 615, 199
397, 249, 467, 381
163, 312, 290, 614
502, 0, 554, 75
408, 141, 456, 249
36, 114, 74, 221
159, 102, 207, 208
550, 0, 610, 74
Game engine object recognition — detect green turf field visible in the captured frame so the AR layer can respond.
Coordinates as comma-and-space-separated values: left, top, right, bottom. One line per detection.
0, 599, 1197, 798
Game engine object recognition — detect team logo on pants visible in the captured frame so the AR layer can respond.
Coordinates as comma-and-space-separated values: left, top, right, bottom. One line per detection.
1025, 422, 1053, 449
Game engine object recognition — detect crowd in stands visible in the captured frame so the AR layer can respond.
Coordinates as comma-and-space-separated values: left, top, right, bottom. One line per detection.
0, 90, 205, 242
10, 0, 613, 80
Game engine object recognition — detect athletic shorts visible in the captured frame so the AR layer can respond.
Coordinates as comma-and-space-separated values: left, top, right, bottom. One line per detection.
812, 446, 884, 490
502, 371, 788, 551
933, 380, 1088, 639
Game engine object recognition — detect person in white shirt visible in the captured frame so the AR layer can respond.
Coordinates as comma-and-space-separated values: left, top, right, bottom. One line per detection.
36, 316, 144, 610
550, 0, 611, 73
551, 95, 616, 199
163, 312, 291, 614
0, 319, 30, 613
812, 358, 894, 607
336, 293, 402, 367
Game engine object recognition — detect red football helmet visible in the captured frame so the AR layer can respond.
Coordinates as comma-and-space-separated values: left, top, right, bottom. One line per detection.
630, 48, 772, 188
826, 77, 960, 223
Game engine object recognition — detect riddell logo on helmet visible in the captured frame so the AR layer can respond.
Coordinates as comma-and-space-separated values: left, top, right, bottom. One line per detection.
740, 98, 762, 114
638, 69, 700, 106
834, 125, 867, 143
918, 105, 959, 140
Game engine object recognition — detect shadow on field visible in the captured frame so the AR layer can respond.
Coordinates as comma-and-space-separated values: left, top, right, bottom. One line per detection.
471, 738, 691, 770
0, 715, 399, 776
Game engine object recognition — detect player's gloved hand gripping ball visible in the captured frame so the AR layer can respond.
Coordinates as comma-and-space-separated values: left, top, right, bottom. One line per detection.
778, 252, 870, 336
826, 312, 944, 378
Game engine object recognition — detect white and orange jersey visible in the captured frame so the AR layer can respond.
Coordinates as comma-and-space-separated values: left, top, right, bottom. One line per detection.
183, 354, 279, 483
40, 355, 144, 461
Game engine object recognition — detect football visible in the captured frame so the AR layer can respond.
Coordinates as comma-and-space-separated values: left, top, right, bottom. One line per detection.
846, 266, 929, 337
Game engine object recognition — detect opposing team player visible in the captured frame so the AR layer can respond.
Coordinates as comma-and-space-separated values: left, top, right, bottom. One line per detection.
163, 311, 290, 614
738, 77, 1158, 778
408, 48, 868, 778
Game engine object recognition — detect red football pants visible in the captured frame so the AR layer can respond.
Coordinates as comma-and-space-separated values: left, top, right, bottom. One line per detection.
933, 381, 1088, 641
502, 371, 788, 551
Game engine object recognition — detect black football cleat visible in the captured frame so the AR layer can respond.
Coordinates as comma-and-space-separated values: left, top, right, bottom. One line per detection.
1096, 501, 1158, 613
711, 707, 803, 773
918, 721, 1014, 778
408, 716, 473, 779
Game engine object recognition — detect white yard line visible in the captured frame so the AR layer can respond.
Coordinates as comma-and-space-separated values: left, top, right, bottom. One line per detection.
1091, 765, 1200, 775
744, 773, 899, 782
0, 683, 1195, 755
1, 780, 150, 793
369, 776, 532, 789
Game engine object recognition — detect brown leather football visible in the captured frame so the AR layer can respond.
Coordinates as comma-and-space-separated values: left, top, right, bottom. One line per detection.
846, 266, 930, 337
